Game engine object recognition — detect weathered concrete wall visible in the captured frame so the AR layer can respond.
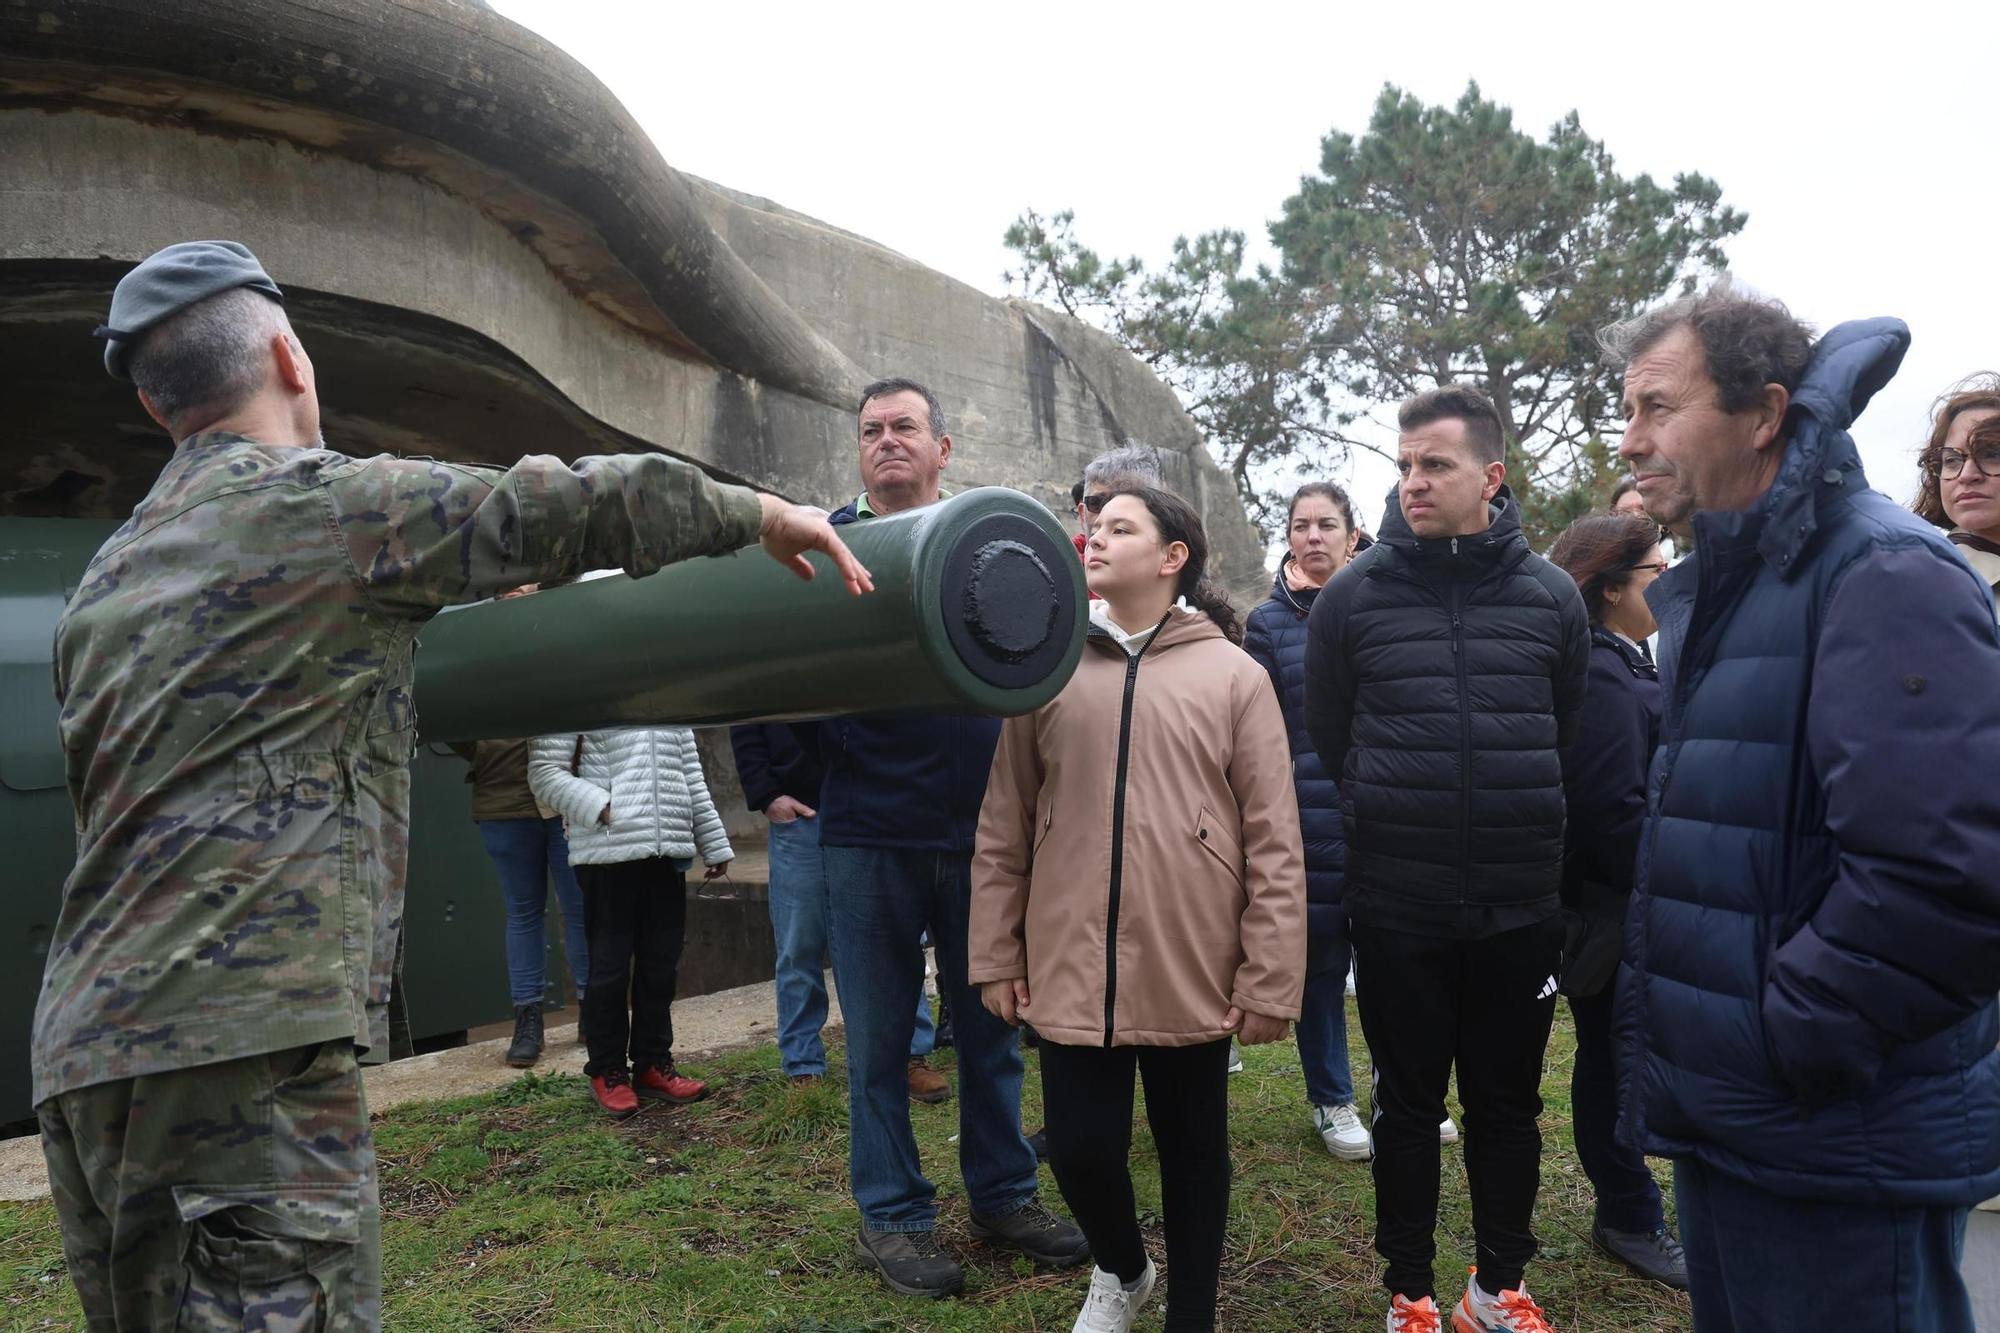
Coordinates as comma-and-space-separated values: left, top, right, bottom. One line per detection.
0, 0, 1267, 594
695, 184, 1268, 592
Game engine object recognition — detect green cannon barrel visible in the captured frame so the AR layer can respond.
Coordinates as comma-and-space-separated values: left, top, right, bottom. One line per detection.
412, 486, 1088, 742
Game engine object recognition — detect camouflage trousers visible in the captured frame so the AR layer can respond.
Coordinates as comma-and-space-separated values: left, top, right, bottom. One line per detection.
37, 1039, 381, 1331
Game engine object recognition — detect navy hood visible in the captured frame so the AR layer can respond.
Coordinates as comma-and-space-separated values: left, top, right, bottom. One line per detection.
1749, 317, 1910, 576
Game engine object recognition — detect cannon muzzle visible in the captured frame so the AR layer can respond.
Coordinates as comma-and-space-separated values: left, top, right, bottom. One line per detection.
412, 486, 1087, 741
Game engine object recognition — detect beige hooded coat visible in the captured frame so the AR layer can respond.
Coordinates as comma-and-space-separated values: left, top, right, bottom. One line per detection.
969, 607, 1306, 1047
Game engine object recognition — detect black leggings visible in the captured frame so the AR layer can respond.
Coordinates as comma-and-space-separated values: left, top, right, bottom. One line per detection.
1039, 1038, 1231, 1332
574, 857, 687, 1078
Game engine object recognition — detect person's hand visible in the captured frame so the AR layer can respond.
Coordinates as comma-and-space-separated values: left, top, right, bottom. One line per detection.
1222, 1006, 1289, 1046
764, 795, 816, 824
703, 860, 732, 881
757, 494, 874, 595
596, 803, 611, 826
981, 978, 1031, 1025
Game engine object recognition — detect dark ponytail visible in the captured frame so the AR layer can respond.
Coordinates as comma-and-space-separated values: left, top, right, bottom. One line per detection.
1105, 484, 1242, 644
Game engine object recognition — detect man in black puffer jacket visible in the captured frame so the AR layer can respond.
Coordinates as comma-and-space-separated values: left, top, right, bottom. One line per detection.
1305, 384, 1588, 1331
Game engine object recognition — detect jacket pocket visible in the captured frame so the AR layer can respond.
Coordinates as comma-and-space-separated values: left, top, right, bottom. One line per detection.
1194, 804, 1242, 877
173, 1182, 363, 1331
1032, 808, 1055, 857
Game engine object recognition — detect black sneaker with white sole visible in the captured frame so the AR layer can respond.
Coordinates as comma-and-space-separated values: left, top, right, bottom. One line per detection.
968, 1198, 1092, 1269
854, 1225, 964, 1298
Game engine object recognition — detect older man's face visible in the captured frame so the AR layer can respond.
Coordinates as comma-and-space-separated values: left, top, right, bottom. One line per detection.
1617, 326, 1778, 529
858, 389, 950, 514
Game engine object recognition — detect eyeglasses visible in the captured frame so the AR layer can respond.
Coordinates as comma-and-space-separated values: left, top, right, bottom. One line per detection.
1938, 446, 2000, 480
1624, 559, 1670, 575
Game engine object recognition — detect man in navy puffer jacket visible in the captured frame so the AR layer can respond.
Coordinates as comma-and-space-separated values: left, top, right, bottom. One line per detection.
1606, 286, 2000, 1331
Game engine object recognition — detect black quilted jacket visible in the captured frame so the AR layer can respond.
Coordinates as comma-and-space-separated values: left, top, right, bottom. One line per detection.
1304, 486, 1588, 939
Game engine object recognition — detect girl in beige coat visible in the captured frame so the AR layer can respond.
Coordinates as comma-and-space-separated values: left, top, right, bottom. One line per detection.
971, 486, 1306, 1333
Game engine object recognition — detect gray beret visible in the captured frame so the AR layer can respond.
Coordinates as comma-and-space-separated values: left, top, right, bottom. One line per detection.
94, 240, 285, 381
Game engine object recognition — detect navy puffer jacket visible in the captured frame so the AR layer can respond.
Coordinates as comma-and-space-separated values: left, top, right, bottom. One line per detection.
1243, 558, 1345, 976
812, 500, 1000, 851
1617, 317, 2000, 1205
1305, 488, 1590, 939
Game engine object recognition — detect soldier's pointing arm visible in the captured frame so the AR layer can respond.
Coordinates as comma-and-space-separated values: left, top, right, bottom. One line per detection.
319, 450, 769, 616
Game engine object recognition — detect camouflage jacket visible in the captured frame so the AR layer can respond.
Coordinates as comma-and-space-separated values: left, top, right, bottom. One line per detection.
33, 431, 763, 1103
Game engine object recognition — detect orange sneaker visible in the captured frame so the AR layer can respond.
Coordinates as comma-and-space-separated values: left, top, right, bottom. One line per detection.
1453, 1276, 1554, 1333
1388, 1293, 1442, 1333
634, 1064, 708, 1105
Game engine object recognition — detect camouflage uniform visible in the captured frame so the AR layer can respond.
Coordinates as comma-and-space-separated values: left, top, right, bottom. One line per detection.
35, 430, 764, 1328
39, 1040, 379, 1331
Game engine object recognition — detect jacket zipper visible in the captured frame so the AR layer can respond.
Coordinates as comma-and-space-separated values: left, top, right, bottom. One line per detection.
1103, 613, 1169, 1047
1449, 587, 1471, 908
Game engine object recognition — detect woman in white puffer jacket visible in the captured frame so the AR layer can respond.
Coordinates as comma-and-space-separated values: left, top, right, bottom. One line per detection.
530, 725, 732, 1117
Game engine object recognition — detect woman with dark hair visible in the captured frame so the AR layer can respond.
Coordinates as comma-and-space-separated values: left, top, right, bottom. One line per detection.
1243, 482, 1408, 1161
1914, 374, 2000, 611
971, 486, 1305, 1333
1545, 512, 1686, 1290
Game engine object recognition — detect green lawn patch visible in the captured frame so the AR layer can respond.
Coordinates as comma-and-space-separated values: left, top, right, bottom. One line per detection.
1, 1006, 1691, 1330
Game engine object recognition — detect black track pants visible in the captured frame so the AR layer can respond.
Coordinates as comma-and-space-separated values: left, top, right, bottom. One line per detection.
1351, 916, 1562, 1301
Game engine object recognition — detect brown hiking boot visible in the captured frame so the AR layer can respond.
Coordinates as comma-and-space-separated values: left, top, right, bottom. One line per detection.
907, 1056, 951, 1104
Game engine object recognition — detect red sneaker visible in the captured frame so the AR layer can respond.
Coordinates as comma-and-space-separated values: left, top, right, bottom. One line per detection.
635, 1064, 708, 1105
590, 1070, 639, 1118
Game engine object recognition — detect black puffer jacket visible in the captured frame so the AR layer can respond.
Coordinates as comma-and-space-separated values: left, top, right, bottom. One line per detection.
1304, 486, 1589, 938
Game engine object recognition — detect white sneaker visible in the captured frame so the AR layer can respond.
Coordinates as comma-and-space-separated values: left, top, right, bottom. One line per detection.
1071, 1257, 1155, 1332
1313, 1103, 1372, 1160
1386, 1292, 1442, 1332
1453, 1275, 1554, 1331
1226, 1041, 1244, 1075
1439, 1115, 1460, 1145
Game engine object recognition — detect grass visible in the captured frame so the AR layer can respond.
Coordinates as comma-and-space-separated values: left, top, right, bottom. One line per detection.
0, 1007, 1691, 1331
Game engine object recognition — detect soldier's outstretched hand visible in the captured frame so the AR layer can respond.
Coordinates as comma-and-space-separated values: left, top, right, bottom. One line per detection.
756, 494, 875, 595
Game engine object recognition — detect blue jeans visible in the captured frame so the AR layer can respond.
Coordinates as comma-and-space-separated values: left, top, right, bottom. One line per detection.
1297, 920, 1355, 1107
766, 816, 933, 1077
822, 844, 1038, 1231
1674, 1158, 1972, 1332
476, 817, 588, 1007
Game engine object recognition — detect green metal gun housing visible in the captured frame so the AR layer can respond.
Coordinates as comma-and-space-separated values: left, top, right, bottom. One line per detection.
412, 486, 1088, 742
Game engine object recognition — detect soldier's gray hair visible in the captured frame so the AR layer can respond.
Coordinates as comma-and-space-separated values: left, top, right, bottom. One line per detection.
128, 286, 292, 429
1082, 443, 1166, 489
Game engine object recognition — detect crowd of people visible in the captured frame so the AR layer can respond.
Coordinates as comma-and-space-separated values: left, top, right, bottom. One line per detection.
30, 241, 2000, 1333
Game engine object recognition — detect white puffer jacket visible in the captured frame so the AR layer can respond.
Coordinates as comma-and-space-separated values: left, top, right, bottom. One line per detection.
528, 726, 733, 869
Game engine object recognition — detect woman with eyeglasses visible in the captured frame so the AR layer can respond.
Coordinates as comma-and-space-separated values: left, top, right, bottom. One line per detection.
1545, 512, 1688, 1290
1914, 374, 2000, 613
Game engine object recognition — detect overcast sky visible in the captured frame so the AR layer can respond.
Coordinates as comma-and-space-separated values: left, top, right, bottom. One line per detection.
492, 0, 1995, 532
